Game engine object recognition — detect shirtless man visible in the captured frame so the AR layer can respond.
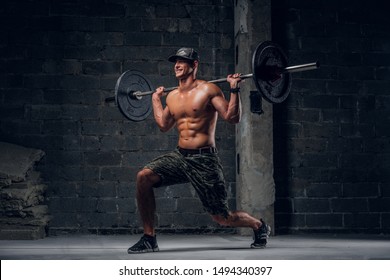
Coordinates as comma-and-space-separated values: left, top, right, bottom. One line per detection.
127, 47, 271, 253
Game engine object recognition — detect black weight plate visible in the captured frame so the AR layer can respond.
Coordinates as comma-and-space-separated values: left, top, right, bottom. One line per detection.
252, 41, 292, 104
115, 70, 153, 121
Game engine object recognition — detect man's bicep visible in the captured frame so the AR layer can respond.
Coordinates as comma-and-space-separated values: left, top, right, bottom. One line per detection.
211, 91, 229, 117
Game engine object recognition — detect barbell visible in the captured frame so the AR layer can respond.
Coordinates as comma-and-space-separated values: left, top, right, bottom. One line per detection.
106, 41, 320, 121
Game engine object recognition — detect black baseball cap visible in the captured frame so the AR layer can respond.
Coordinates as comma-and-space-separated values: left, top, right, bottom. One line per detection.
168, 47, 199, 62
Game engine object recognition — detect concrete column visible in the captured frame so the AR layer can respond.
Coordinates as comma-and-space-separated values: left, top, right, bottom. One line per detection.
234, 0, 275, 235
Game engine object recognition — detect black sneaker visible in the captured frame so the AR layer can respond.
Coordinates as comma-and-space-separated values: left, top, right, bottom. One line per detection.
251, 219, 271, 249
127, 234, 159, 254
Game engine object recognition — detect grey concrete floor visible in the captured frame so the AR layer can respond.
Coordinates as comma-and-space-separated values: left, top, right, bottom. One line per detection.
0, 234, 389, 260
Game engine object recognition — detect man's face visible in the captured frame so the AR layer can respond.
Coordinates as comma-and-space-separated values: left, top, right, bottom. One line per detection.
174, 59, 196, 79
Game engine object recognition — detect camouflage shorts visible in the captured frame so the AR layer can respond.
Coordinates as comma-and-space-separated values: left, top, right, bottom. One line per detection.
144, 147, 229, 217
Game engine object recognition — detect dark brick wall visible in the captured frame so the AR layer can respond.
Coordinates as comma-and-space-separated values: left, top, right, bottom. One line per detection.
272, 0, 390, 234
0, 0, 236, 234
2, 0, 389, 236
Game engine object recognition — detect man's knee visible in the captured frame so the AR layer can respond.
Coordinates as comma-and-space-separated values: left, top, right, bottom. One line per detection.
136, 168, 160, 187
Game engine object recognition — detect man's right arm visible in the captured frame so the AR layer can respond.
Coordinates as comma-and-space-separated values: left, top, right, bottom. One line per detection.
152, 87, 175, 132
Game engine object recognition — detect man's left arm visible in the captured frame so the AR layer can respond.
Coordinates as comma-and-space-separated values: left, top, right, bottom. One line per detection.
211, 74, 242, 124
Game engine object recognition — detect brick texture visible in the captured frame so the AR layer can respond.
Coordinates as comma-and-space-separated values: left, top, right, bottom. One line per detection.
0, 0, 235, 235
1, 0, 389, 235
273, 0, 390, 234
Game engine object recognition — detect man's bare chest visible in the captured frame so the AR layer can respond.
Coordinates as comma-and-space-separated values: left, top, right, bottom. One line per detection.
169, 93, 213, 119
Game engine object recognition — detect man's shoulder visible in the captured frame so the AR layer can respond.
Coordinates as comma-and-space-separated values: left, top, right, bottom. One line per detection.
196, 80, 222, 96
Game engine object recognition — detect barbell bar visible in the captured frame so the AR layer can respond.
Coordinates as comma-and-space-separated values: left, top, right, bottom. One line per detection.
106, 41, 320, 121
131, 61, 319, 99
